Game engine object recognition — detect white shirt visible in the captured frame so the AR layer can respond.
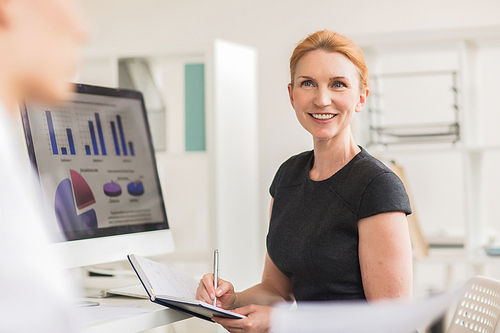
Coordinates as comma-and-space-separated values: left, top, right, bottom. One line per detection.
0, 103, 81, 332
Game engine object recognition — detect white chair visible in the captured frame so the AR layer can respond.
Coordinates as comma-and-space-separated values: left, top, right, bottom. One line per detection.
447, 276, 500, 333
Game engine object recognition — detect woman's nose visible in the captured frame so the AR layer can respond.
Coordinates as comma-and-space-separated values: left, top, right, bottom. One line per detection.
313, 86, 332, 108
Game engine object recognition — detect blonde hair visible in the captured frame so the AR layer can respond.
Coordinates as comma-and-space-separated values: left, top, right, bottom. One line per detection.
290, 30, 368, 89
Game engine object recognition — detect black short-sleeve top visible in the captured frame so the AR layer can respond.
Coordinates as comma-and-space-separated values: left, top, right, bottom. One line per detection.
266, 147, 411, 301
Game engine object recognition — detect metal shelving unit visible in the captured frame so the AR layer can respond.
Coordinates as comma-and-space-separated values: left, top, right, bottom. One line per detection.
368, 70, 461, 146
360, 40, 496, 301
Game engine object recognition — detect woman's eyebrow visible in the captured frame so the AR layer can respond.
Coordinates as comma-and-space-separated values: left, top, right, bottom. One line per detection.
296, 75, 350, 82
329, 76, 348, 81
297, 75, 314, 80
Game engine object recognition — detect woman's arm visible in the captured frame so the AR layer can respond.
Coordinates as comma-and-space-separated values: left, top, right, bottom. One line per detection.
358, 211, 413, 301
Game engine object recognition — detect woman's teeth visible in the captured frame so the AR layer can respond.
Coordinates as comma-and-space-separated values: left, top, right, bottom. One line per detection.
310, 113, 336, 120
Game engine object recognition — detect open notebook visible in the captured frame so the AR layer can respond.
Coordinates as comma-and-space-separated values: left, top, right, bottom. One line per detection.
128, 254, 245, 321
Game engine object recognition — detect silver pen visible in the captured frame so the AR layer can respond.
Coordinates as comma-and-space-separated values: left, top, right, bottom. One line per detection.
213, 249, 219, 307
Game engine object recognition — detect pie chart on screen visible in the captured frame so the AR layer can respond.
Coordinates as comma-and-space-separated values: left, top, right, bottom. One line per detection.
103, 181, 122, 197
54, 169, 97, 235
70, 169, 96, 209
127, 180, 144, 196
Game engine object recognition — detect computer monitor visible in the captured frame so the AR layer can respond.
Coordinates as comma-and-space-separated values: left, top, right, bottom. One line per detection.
21, 83, 174, 268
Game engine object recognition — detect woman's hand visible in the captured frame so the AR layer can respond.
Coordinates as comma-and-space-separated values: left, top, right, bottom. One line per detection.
196, 273, 238, 309
212, 304, 272, 333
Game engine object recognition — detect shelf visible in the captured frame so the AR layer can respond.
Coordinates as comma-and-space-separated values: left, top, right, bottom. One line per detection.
463, 145, 500, 152
370, 123, 460, 145
415, 248, 500, 265
367, 142, 500, 156
415, 248, 467, 264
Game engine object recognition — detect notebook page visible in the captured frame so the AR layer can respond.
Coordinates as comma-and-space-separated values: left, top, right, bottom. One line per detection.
133, 255, 198, 300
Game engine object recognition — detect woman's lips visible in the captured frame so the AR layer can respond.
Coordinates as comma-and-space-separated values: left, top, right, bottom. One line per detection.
309, 113, 337, 120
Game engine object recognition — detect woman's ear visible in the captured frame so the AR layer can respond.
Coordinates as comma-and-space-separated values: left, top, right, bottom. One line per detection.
355, 87, 369, 113
287, 83, 294, 108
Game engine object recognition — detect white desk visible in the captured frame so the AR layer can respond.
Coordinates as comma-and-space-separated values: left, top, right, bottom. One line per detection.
79, 296, 191, 333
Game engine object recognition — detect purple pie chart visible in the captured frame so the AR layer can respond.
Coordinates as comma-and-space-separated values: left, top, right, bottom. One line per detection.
103, 181, 122, 197
54, 176, 97, 235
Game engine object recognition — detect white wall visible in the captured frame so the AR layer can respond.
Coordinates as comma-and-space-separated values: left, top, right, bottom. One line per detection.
78, 0, 500, 289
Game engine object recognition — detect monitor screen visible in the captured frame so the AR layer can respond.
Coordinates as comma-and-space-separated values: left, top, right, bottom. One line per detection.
21, 84, 169, 247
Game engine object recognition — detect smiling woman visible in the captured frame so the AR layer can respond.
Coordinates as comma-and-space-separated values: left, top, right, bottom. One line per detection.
196, 30, 413, 333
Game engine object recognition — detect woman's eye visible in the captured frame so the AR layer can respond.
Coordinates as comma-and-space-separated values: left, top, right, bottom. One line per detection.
332, 82, 346, 88
301, 81, 314, 87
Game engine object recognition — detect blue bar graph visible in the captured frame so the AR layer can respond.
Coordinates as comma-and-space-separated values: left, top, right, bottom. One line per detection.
116, 115, 128, 156
88, 121, 99, 155
66, 128, 76, 155
110, 121, 120, 156
85, 145, 91, 155
61, 147, 67, 155
45, 111, 58, 154
128, 142, 135, 156
95, 113, 107, 156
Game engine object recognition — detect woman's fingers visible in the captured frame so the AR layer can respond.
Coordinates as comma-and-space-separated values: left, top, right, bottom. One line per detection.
196, 274, 214, 303
213, 305, 272, 333
197, 274, 234, 304
196, 273, 237, 310
201, 273, 216, 299
196, 283, 211, 303
215, 278, 232, 297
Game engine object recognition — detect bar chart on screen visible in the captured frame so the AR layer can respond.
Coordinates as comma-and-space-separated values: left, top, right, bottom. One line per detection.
44, 109, 75, 156
76, 109, 109, 157
43, 108, 138, 158
108, 114, 136, 157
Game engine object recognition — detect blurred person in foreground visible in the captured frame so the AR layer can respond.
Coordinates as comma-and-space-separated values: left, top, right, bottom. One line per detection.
0, 0, 88, 331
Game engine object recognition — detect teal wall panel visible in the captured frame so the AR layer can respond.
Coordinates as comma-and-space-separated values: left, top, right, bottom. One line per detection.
185, 63, 206, 151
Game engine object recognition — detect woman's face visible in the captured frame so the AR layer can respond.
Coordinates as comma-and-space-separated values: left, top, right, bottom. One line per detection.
288, 50, 368, 143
